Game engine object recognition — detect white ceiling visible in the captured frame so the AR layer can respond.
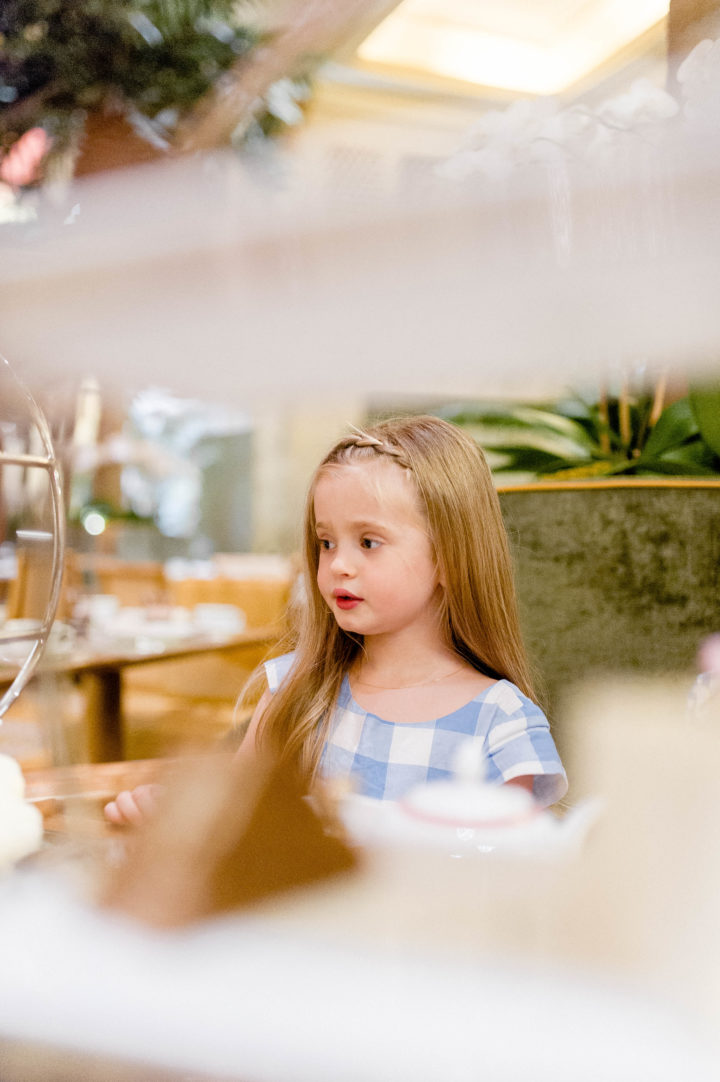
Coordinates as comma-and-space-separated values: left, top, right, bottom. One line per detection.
355, 0, 670, 95
360, 0, 661, 44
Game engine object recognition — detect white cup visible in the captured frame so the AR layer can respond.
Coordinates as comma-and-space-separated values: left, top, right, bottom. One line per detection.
74, 594, 120, 633
193, 604, 246, 635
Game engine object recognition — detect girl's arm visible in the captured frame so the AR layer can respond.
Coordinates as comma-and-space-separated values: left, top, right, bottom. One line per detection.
505, 776, 535, 795
232, 689, 272, 769
104, 691, 272, 826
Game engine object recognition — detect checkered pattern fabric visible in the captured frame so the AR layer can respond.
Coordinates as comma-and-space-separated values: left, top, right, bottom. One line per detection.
264, 653, 567, 807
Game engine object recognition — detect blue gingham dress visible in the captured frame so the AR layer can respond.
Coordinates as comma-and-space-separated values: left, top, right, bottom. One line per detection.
264, 653, 567, 808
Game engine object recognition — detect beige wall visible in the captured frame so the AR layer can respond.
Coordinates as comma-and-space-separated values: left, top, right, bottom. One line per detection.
251, 404, 364, 553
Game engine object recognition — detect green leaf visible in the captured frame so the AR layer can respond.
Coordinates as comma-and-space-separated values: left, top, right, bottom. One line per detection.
690, 387, 720, 457
452, 412, 598, 458
640, 397, 698, 458
491, 448, 588, 473
632, 458, 719, 477
444, 408, 549, 429
483, 430, 594, 458
503, 407, 599, 449
660, 437, 718, 467
444, 404, 595, 445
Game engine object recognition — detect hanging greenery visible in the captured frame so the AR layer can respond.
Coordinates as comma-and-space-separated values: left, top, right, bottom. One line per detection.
0, 0, 310, 183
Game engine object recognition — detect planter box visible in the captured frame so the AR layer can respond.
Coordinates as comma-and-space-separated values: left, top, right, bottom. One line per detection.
498, 480, 720, 752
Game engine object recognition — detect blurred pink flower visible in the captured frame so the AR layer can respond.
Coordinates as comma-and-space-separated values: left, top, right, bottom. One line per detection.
698, 633, 720, 675
0, 127, 51, 188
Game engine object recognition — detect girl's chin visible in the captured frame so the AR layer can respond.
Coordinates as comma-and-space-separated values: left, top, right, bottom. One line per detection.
332, 608, 370, 632
333, 609, 363, 626
333, 614, 395, 638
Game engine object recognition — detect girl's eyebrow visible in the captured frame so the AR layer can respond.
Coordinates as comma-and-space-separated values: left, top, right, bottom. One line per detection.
315, 518, 390, 532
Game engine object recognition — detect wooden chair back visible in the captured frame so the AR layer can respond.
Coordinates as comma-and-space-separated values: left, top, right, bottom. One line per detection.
166, 576, 291, 630
5, 534, 57, 621
67, 554, 167, 607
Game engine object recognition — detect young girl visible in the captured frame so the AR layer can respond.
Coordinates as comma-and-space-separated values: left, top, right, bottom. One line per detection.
105, 415, 566, 824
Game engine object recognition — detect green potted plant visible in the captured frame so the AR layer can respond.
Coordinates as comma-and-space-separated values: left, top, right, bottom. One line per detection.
441, 378, 720, 483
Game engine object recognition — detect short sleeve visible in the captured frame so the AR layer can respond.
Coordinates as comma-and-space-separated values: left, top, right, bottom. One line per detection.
263, 652, 296, 694
481, 681, 567, 807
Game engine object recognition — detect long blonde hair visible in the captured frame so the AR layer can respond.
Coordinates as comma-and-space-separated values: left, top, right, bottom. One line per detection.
252, 415, 536, 782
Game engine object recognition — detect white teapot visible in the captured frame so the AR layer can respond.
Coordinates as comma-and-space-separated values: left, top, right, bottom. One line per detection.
339, 739, 599, 861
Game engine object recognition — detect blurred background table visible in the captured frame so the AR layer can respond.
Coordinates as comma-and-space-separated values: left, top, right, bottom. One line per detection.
0, 624, 279, 763
1, 550, 294, 767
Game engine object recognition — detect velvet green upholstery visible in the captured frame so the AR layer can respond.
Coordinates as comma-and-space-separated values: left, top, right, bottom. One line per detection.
499, 483, 720, 750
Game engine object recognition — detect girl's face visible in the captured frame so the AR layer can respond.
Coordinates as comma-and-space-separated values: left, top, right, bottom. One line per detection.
313, 459, 442, 640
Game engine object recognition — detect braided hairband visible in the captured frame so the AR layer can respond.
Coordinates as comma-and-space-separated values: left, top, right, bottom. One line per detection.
345, 424, 408, 464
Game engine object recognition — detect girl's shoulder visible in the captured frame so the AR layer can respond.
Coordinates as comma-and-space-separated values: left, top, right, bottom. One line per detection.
483, 678, 546, 720
263, 651, 297, 693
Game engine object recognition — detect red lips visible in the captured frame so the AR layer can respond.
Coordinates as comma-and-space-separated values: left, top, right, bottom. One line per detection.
333, 590, 362, 610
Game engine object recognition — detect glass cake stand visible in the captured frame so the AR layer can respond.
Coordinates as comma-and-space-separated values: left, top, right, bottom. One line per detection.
0, 353, 65, 723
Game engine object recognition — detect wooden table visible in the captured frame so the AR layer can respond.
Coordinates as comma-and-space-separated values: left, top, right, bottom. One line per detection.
25, 757, 171, 807
24, 757, 175, 843
0, 625, 280, 762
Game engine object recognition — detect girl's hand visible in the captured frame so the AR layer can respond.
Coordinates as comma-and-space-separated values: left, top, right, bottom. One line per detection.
104, 784, 164, 826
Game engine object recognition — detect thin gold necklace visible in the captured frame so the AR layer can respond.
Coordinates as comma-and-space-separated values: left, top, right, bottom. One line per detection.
354, 664, 466, 691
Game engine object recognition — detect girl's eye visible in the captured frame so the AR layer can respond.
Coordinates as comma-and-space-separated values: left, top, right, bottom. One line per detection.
361, 537, 380, 550
318, 538, 334, 550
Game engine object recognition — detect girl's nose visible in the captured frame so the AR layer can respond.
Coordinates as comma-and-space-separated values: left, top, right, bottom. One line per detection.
330, 547, 355, 575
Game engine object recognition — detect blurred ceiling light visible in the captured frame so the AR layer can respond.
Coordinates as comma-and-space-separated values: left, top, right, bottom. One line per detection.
356, 0, 670, 95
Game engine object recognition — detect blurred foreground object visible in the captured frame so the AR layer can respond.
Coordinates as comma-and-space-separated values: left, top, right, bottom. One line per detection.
0, 0, 257, 179
2, 676, 720, 1079
0, 0, 372, 183
560, 675, 720, 1026
339, 735, 597, 860
6, 50, 720, 406
0, 753, 42, 871
687, 631, 720, 724
100, 751, 358, 926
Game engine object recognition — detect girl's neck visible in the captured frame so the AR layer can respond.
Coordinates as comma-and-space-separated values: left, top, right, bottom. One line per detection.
349, 635, 495, 724
354, 630, 461, 688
